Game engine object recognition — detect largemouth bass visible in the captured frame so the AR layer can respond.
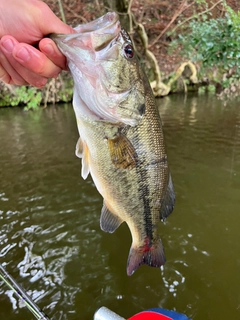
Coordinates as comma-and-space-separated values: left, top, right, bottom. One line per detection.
51, 12, 175, 276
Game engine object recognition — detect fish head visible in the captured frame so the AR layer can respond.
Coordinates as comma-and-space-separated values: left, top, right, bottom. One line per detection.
50, 12, 146, 126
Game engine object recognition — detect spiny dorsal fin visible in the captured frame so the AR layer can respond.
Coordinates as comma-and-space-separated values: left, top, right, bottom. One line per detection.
107, 134, 137, 169
160, 174, 175, 221
75, 137, 90, 180
100, 202, 123, 233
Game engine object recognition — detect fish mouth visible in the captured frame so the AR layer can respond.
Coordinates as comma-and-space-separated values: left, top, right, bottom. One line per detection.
74, 11, 119, 34
50, 12, 121, 51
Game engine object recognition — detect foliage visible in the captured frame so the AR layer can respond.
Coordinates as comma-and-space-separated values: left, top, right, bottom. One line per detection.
1, 0, 239, 106
17, 87, 42, 111
171, 4, 240, 87
227, 5, 240, 32
0, 75, 73, 110
0, 86, 42, 110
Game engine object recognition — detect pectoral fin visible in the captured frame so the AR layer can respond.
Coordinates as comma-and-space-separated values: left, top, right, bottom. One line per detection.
100, 202, 123, 233
160, 174, 175, 220
75, 137, 90, 180
75, 137, 83, 158
107, 134, 137, 169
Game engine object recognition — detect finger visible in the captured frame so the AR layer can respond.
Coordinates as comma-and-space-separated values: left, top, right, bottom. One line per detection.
0, 43, 28, 86
0, 38, 47, 87
39, 38, 67, 70
12, 42, 62, 78
0, 61, 11, 84
0, 36, 59, 87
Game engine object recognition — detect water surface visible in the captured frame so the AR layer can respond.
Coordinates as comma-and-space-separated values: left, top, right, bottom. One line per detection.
0, 94, 240, 320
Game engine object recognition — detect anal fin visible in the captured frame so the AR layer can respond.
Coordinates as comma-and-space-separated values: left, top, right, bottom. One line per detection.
100, 202, 123, 233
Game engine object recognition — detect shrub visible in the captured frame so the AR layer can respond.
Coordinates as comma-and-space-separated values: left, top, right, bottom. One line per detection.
171, 4, 240, 89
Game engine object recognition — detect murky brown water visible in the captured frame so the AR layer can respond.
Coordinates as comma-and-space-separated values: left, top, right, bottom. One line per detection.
0, 94, 240, 320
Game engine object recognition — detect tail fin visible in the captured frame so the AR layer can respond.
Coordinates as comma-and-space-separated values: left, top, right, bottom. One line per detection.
127, 239, 166, 276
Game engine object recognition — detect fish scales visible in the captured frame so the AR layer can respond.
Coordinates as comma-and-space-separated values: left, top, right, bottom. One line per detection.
51, 12, 175, 275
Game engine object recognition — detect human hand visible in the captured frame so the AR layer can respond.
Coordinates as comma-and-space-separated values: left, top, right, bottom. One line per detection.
0, 0, 75, 87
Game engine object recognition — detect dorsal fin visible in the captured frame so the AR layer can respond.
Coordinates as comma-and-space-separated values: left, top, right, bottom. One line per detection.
100, 202, 123, 233
160, 174, 175, 221
75, 137, 90, 180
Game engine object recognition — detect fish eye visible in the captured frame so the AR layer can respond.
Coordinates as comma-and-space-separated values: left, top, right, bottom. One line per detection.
123, 44, 134, 59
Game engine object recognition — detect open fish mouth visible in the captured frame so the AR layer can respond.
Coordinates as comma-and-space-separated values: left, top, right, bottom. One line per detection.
50, 12, 121, 51
74, 11, 119, 34
50, 12, 144, 126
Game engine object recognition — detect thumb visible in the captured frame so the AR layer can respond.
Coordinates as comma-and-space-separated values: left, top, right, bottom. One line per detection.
36, 2, 76, 70
38, 2, 75, 36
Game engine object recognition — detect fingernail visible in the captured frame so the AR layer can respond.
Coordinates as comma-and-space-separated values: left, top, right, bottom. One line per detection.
42, 44, 54, 55
35, 78, 48, 88
1, 39, 14, 53
15, 47, 30, 61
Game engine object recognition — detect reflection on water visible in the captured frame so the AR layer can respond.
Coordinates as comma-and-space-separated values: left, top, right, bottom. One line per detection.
0, 95, 240, 320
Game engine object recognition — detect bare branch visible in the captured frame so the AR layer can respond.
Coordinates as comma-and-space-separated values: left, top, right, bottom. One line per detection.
127, 0, 134, 34
64, 5, 88, 23
151, 61, 198, 96
149, 0, 192, 48
57, 0, 66, 23
132, 16, 165, 95
171, 0, 224, 34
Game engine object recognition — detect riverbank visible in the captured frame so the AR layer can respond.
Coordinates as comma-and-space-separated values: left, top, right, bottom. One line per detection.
0, 0, 239, 108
